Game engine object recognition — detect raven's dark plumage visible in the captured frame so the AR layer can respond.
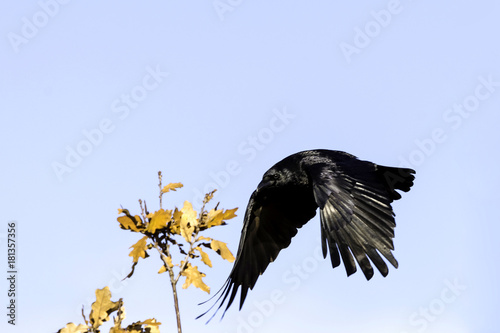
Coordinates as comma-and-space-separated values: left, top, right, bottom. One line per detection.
200, 150, 415, 320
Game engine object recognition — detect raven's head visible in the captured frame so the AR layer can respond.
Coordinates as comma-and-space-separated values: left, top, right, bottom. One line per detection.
257, 169, 282, 191
257, 163, 302, 192
257, 153, 310, 193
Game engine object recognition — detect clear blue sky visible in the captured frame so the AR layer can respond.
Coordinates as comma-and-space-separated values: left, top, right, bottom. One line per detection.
1, 1, 499, 332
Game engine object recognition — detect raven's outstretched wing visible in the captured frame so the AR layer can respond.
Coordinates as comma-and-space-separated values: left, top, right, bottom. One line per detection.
308, 159, 415, 280
200, 184, 317, 320
198, 149, 415, 321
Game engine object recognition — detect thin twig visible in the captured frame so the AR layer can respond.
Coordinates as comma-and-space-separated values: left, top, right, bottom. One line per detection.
152, 240, 182, 333
158, 171, 163, 210
174, 229, 200, 285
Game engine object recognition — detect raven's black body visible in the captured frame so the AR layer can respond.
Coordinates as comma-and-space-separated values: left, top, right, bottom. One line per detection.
201, 150, 415, 319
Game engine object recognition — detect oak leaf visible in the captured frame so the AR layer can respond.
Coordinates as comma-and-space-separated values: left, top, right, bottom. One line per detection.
162, 182, 183, 193
58, 323, 89, 333
180, 201, 197, 242
181, 263, 210, 293
206, 209, 224, 228
117, 214, 143, 232
147, 209, 171, 233
129, 236, 149, 263
170, 208, 182, 234
89, 287, 121, 328
223, 207, 238, 220
196, 235, 211, 242
196, 246, 212, 267
141, 318, 161, 333
109, 327, 129, 333
211, 240, 235, 262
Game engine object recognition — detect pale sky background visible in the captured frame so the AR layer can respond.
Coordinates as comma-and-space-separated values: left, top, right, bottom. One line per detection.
1, 1, 500, 333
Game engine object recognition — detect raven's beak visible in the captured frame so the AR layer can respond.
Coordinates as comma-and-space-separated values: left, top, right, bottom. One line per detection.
257, 179, 273, 191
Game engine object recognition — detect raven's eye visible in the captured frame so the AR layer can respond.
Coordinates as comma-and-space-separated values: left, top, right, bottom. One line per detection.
264, 173, 279, 182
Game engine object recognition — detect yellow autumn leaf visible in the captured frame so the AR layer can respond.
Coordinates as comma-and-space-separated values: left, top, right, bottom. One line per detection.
145, 323, 161, 333
211, 240, 235, 262
181, 263, 210, 293
140, 318, 161, 327
170, 208, 182, 234
196, 235, 211, 242
58, 323, 89, 333
129, 236, 149, 263
180, 201, 197, 242
113, 302, 126, 326
145, 325, 160, 333
196, 246, 212, 267
110, 327, 128, 333
89, 287, 121, 328
147, 209, 171, 233
202, 207, 237, 228
223, 207, 238, 220
205, 209, 223, 228
117, 214, 143, 232
122, 319, 161, 333
162, 182, 183, 193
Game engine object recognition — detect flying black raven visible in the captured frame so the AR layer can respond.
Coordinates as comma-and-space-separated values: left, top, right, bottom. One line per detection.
200, 149, 415, 319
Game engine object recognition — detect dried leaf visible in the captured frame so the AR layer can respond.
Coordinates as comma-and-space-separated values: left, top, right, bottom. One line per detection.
117, 214, 143, 232
211, 240, 235, 263
196, 246, 212, 267
162, 182, 183, 193
141, 318, 161, 327
109, 327, 128, 333
58, 323, 89, 333
124, 319, 161, 333
181, 263, 210, 293
196, 235, 212, 242
170, 208, 182, 234
89, 287, 120, 328
180, 201, 197, 242
146, 324, 161, 333
125, 262, 138, 279
121, 321, 148, 333
129, 236, 149, 263
205, 209, 224, 228
147, 209, 172, 233
223, 207, 238, 220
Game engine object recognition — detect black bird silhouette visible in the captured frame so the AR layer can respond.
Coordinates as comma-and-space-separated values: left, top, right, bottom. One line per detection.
200, 149, 415, 320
